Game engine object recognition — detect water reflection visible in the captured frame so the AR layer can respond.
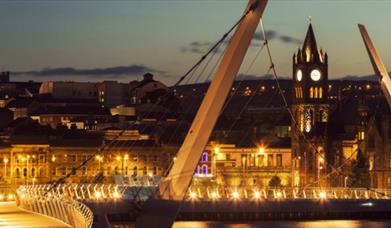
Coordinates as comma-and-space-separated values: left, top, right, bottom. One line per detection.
173, 220, 390, 228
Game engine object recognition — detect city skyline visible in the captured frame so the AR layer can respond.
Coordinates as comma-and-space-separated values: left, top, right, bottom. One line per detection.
1, 0, 391, 85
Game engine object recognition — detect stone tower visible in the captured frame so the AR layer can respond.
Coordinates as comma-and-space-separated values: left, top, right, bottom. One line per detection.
291, 23, 329, 187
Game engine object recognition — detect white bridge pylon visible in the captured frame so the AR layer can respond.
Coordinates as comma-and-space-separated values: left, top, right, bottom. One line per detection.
359, 24, 391, 108
158, 0, 268, 202
136, 0, 268, 227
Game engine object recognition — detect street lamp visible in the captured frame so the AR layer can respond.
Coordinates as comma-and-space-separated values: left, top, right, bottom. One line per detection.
318, 156, 324, 187
212, 146, 220, 177
258, 147, 266, 155
95, 155, 103, 172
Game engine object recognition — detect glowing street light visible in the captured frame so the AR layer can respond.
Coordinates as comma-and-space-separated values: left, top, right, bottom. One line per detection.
189, 191, 197, 200
253, 191, 261, 200
210, 191, 219, 200
275, 191, 282, 199
95, 155, 103, 171
94, 191, 102, 199
319, 191, 327, 200
232, 191, 240, 200
7, 194, 14, 201
113, 191, 121, 199
258, 147, 266, 155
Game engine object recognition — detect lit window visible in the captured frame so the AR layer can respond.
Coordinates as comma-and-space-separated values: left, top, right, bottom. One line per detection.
310, 87, 313, 98
202, 165, 208, 175
202, 152, 208, 162
319, 87, 323, 99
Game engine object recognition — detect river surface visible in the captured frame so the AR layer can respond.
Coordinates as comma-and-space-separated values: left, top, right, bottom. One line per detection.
173, 220, 391, 228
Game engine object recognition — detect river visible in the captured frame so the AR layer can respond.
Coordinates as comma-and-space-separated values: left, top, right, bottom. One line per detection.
173, 220, 391, 228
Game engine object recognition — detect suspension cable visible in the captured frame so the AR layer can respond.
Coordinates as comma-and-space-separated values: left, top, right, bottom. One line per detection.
44, 4, 257, 195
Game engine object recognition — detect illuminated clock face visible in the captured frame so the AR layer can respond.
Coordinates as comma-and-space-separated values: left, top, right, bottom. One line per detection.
310, 69, 321, 81
296, 70, 303, 82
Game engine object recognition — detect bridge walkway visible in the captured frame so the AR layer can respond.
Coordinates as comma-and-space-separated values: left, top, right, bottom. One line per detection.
0, 202, 70, 228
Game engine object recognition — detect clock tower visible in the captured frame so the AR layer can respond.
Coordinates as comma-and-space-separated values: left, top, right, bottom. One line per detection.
291, 23, 329, 187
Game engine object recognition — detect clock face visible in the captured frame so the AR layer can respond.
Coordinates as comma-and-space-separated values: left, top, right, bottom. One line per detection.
296, 70, 302, 82
310, 69, 321, 81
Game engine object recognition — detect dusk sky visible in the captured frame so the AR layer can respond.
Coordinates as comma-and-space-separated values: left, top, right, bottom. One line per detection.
1, 0, 391, 85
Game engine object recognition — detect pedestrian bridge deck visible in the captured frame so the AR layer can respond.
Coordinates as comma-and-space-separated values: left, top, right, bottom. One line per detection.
0, 202, 70, 228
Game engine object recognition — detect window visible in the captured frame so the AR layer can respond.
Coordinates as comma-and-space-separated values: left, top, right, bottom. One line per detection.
202, 152, 208, 162
241, 155, 247, 168
143, 167, 147, 176
133, 166, 138, 176
153, 167, 158, 175
319, 87, 323, 98
310, 87, 313, 98
276, 154, 283, 167
267, 155, 273, 166
82, 166, 87, 176
202, 165, 208, 175
69, 155, 76, 162
39, 168, 44, 177
39, 155, 45, 163
258, 155, 265, 167
31, 168, 36, 177
314, 87, 318, 98
15, 168, 20, 178
23, 168, 27, 177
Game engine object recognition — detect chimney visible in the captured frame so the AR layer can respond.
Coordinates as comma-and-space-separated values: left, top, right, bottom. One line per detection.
143, 73, 154, 81
0, 71, 10, 83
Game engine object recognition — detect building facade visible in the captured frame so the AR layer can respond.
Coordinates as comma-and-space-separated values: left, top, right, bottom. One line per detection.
192, 143, 292, 188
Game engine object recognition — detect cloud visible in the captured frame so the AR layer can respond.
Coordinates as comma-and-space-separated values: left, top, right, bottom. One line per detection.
12, 65, 165, 79
279, 35, 301, 45
181, 30, 301, 54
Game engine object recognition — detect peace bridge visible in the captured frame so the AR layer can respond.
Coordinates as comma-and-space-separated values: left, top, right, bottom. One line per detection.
13, 183, 391, 227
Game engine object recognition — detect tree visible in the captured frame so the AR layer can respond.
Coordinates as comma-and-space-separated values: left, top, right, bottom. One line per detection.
269, 175, 282, 187
348, 149, 370, 188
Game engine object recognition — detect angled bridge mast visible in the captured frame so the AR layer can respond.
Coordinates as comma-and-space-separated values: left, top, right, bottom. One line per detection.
358, 24, 391, 108
136, 0, 268, 227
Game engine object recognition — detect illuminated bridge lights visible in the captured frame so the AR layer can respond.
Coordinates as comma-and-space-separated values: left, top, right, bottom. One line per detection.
189, 191, 198, 201
210, 191, 219, 200
16, 184, 391, 203
319, 191, 327, 200
231, 191, 240, 200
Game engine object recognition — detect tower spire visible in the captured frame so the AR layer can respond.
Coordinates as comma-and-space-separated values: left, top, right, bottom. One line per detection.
303, 23, 318, 55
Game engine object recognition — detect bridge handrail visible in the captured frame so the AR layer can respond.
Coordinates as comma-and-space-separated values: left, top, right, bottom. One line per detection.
17, 185, 94, 228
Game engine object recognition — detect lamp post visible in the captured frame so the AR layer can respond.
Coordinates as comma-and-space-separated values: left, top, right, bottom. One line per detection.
318, 157, 324, 187
95, 155, 103, 172
124, 154, 129, 176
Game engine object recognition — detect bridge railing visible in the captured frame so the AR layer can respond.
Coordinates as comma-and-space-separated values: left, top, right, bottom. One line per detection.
186, 187, 391, 201
17, 185, 94, 228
